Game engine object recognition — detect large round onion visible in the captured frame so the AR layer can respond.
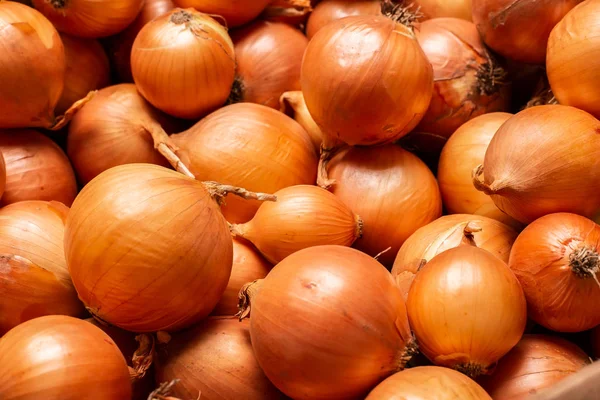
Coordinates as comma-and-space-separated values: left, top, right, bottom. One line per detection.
172, 0, 272, 27
413, 0, 472, 20
473, 105, 600, 224
240, 245, 415, 399
305, 0, 381, 39
65, 164, 234, 332
0, 316, 131, 399
280, 91, 322, 152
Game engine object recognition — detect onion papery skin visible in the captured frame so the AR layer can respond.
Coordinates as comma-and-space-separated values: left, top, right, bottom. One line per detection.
475, 105, 600, 224
479, 335, 590, 399
392, 214, 518, 300
305, 0, 381, 39
0, 129, 77, 207
301, 16, 433, 146
32, 0, 144, 38
0, 2, 65, 129
366, 366, 491, 400
171, 103, 317, 224
0, 316, 132, 399
471, 0, 583, 64
173, 0, 272, 27
0, 201, 84, 335
232, 185, 361, 264
328, 145, 442, 266
131, 9, 235, 119
65, 164, 233, 332
231, 21, 308, 109
280, 91, 322, 152
413, 0, 472, 21
156, 318, 283, 399
415, 18, 509, 138
407, 245, 527, 376
246, 245, 414, 400
509, 213, 600, 332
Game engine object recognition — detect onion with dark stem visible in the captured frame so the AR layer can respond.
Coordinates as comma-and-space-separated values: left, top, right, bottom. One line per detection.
172, 0, 273, 27
305, 0, 381, 39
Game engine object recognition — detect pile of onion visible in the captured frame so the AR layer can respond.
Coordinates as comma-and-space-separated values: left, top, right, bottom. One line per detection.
0, 316, 131, 399
132, 9, 235, 119
0, 129, 77, 206
305, 0, 381, 39
473, 105, 600, 224
239, 245, 415, 399
413, 0, 472, 21
173, 0, 272, 27
509, 213, 600, 332
280, 91, 322, 151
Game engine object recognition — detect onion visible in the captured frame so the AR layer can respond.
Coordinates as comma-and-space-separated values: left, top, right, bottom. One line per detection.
155, 318, 283, 399
171, 103, 317, 223
366, 366, 491, 400
407, 244, 527, 377
239, 245, 415, 399
509, 213, 600, 332
305, 0, 381, 39
412, 0, 472, 20
471, 0, 583, 64
280, 91, 322, 152
328, 144, 442, 266
230, 21, 307, 109
231, 185, 362, 264
0, 129, 77, 207
262, 0, 312, 26
131, 9, 236, 119
415, 18, 509, 138
32, 0, 144, 38
0, 316, 131, 399
473, 105, 600, 224
172, 0, 272, 27
479, 335, 590, 399
392, 214, 518, 300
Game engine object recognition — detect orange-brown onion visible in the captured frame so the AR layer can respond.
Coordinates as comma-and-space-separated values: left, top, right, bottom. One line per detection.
0, 130, 77, 207
366, 366, 491, 400
473, 105, 600, 224
0, 316, 132, 399
65, 164, 233, 332
230, 21, 308, 109
171, 103, 317, 224
131, 9, 235, 119
155, 318, 283, 399
280, 91, 322, 152
231, 185, 362, 264
302, 15, 433, 147
211, 238, 272, 316
0, 201, 84, 335
240, 245, 415, 399
31, 0, 144, 38
305, 0, 381, 39
173, 0, 272, 27
415, 18, 509, 138
479, 335, 590, 399
261, 0, 312, 26
412, 0, 472, 21
392, 214, 518, 300
471, 0, 583, 64
509, 213, 600, 332
407, 245, 527, 376
328, 145, 442, 266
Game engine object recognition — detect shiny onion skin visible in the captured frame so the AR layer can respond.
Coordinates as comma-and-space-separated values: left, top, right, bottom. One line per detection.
413, 0, 472, 21
305, 0, 381, 39
479, 335, 590, 399
366, 366, 491, 400
328, 145, 442, 266
0, 201, 84, 335
173, 0, 272, 27
473, 106, 600, 224
155, 318, 283, 399
0, 316, 132, 400
509, 213, 600, 332
65, 164, 233, 332
415, 18, 509, 138
301, 16, 433, 147
171, 103, 317, 224
131, 9, 235, 119
240, 245, 415, 399
231, 185, 362, 264
407, 245, 527, 376
0, 129, 77, 207
471, 0, 583, 64
280, 91, 322, 151
230, 21, 308, 109
392, 214, 517, 300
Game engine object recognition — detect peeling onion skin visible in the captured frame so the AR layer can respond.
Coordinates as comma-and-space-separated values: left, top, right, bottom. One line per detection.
172, 0, 272, 27
413, 0, 472, 21
0, 316, 132, 400
305, 0, 381, 40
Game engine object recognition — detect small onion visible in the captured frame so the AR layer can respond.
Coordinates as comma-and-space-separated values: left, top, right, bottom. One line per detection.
239, 245, 415, 399
131, 9, 236, 119
0, 316, 132, 399
173, 0, 272, 27
231, 185, 362, 264
305, 0, 381, 39
280, 91, 322, 152
412, 0, 472, 21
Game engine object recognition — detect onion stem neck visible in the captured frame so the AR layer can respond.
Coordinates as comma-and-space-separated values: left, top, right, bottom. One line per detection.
570, 246, 600, 287
380, 0, 421, 29
398, 338, 418, 370
472, 164, 495, 195
148, 380, 180, 400
236, 279, 263, 320
170, 10, 193, 25
202, 182, 277, 206
50, 91, 96, 130
456, 362, 486, 378
129, 334, 155, 383
317, 142, 343, 189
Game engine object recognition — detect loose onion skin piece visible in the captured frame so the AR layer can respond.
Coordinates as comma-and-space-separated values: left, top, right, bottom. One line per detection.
173, 0, 272, 27
305, 0, 381, 39
280, 91, 322, 152
0, 316, 132, 400
366, 366, 491, 400
479, 335, 590, 399
412, 0, 472, 21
